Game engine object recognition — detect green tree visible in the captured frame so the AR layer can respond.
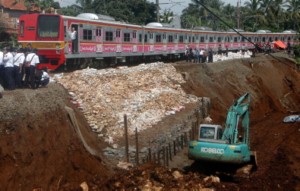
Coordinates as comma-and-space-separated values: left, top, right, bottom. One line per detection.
160, 9, 174, 23
284, 0, 300, 30
74, 0, 156, 25
17, 0, 60, 12
243, 0, 265, 31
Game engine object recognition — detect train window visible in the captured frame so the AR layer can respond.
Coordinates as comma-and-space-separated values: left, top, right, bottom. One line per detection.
179, 35, 184, 43
189, 36, 191, 42
217, 37, 222, 42
96, 28, 101, 36
156, 34, 161, 42
19, 21, 24, 37
168, 35, 173, 43
139, 34, 142, 42
124, 32, 130, 42
116, 30, 121, 38
262, 37, 266, 42
234, 37, 238, 42
209, 37, 213, 42
288, 36, 291, 41
37, 15, 59, 38
200, 36, 205, 42
105, 31, 113, 41
144, 34, 148, 42
192, 36, 195, 42
275, 37, 278, 41
83, 29, 92, 40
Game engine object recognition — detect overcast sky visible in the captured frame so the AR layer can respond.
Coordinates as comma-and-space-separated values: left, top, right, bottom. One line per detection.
56, 0, 240, 15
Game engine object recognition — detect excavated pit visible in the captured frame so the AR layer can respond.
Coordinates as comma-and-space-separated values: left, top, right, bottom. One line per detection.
0, 53, 300, 190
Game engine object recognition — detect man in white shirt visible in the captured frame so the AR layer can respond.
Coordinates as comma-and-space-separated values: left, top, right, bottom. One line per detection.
69, 27, 77, 53
24, 48, 40, 89
3, 47, 15, 90
0, 48, 4, 87
13, 48, 25, 88
35, 67, 50, 88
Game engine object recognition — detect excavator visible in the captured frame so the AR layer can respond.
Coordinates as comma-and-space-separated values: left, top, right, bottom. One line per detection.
188, 93, 257, 176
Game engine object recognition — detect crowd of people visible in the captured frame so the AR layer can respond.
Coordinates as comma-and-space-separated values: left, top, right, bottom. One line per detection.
185, 46, 226, 63
0, 47, 49, 91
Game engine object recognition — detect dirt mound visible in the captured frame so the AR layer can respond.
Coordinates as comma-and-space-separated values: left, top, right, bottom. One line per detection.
0, 85, 111, 191
0, 53, 299, 190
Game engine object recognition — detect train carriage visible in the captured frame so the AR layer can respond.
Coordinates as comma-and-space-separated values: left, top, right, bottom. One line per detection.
18, 13, 297, 70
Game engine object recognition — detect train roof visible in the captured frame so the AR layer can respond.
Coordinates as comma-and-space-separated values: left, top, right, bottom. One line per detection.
26, 13, 297, 35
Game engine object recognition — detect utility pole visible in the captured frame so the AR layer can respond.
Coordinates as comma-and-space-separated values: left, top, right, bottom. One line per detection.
237, 0, 241, 29
156, 0, 160, 22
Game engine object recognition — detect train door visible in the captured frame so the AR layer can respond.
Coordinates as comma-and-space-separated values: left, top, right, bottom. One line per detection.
64, 20, 69, 54
95, 27, 102, 43
95, 27, 103, 53
71, 24, 79, 53
116, 29, 122, 53
162, 32, 167, 52
116, 29, 121, 43
149, 31, 154, 52
132, 30, 137, 52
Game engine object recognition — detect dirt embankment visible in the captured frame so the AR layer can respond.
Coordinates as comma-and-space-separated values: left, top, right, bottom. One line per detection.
0, 53, 299, 190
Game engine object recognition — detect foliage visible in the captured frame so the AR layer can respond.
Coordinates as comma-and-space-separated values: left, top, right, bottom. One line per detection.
20, 0, 60, 11
70, 0, 157, 25
180, 0, 300, 32
160, 9, 174, 23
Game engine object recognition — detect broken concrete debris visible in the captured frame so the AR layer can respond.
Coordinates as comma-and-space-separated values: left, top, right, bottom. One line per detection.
54, 62, 200, 144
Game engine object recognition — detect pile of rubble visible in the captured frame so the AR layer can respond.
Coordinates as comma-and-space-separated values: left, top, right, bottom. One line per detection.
54, 62, 200, 144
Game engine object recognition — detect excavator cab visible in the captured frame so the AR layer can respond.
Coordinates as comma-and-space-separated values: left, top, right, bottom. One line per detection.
199, 124, 223, 140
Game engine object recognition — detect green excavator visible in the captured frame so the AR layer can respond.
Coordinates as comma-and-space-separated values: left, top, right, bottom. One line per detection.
188, 93, 257, 175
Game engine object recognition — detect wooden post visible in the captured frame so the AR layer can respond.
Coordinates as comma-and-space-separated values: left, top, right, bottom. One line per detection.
148, 148, 152, 162
173, 140, 176, 155
135, 127, 139, 165
124, 114, 129, 162
165, 146, 169, 166
168, 143, 172, 161
162, 148, 166, 166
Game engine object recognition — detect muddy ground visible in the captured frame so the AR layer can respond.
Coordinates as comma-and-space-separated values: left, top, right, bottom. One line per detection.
0, 53, 300, 191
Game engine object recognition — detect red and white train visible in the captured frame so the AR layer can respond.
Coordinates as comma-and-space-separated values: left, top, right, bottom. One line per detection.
18, 13, 297, 70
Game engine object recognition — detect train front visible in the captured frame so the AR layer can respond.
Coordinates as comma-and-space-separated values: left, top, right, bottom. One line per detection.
18, 13, 65, 70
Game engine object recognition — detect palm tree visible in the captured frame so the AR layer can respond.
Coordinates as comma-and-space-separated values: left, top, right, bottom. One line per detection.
267, 0, 285, 31
284, 0, 300, 30
160, 9, 174, 23
243, 0, 267, 31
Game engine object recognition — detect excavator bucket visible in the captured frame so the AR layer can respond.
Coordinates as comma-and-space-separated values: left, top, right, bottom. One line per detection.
235, 151, 257, 178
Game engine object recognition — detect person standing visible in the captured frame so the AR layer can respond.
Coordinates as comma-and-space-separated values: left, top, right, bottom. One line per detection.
69, 27, 77, 53
0, 48, 4, 87
13, 48, 25, 88
199, 48, 204, 63
24, 49, 39, 89
3, 47, 15, 90
208, 48, 213, 63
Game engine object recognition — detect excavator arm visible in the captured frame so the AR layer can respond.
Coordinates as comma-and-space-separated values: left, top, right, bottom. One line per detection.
221, 93, 250, 145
